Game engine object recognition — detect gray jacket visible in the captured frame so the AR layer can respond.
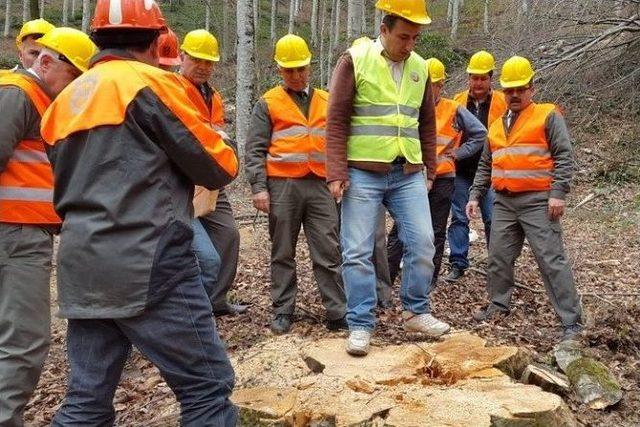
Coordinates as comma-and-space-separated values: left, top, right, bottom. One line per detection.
470, 108, 574, 201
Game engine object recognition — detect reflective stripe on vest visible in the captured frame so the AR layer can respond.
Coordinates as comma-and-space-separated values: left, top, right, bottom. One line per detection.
264, 86, 328, 178
488, 102, 557, 193
0, 72, 59, 224
435, 98, 462, 177
454, 90, 508, 128
347, 38, 427, 164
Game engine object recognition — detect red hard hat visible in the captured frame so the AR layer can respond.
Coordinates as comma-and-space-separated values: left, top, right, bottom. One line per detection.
91, 0, 167, 32
158, 28, 181, 66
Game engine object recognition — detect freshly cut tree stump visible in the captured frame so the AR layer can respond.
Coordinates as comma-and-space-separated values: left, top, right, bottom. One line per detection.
521, 363, 571, 396
231, 333, 577, 426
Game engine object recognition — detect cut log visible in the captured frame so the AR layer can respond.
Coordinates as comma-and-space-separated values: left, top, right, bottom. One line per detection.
521, 363, 570, 396
228, 333, 578, 426
565, 357, 623, 409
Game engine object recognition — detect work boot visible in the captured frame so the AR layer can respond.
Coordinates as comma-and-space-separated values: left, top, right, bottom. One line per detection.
561, 324, 584, 342
402, 311, 450, 337
473, 304, 510, 322
444, 266, 465, 283
270, 314, 292, 334
346, 330, 371, 356
213, 303, 249, 317
326, 316, 348, 331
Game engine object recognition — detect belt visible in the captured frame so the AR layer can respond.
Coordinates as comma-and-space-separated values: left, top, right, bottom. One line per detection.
391, 156, 406, 165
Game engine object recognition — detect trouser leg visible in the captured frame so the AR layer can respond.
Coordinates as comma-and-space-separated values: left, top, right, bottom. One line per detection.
200, 190, 240, 310
386, 221, 403, 285
428, 177, 455, 285
268, 178, 303, 316
191, 218, 221, 298
447, 174, 472, 270
373, 212, 393, 304
0, 224, 52, 427
301, 180, 346, 320
480, 187, 496, 247
486, 195, 525, 310
517, 192, 582, 326
51, 319, 130, 427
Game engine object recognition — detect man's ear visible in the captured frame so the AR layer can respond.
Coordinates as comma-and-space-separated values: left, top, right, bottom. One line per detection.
39, 54, 53, 72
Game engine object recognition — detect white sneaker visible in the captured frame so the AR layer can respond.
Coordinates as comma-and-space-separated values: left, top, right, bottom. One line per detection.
346, 330, 371, 356
402, 311, 450, 337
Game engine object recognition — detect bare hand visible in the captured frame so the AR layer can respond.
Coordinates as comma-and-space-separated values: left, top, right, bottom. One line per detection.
466, 200, 479, 220
548, 197, 566, 221
252, 191, 270, 213
328, 180, 349, 202
427, 179, 434, 191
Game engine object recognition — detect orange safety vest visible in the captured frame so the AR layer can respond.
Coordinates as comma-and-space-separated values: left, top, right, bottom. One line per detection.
263, 86, 328, 178
211, 90, 224, 128
454, 90, 507, 129
0, 72, 59, 224
488, 102, 557, 193
435, 98, 461, 178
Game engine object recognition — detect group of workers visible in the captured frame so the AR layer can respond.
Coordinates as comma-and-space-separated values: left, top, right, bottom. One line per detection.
0, 0, 584, 425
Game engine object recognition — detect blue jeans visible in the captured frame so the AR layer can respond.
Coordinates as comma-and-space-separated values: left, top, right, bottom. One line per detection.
341, 166, 435, 332
192, 218, 221, 299
447, 174, 495, 270
51, 272, 237, 426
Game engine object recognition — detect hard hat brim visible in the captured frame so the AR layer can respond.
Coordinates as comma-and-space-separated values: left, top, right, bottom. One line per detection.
377, 9, 432, 25
183, 49, 220, 63
500, 75, 534, 88
276, 57, 312, 69
466, 67, 493, 75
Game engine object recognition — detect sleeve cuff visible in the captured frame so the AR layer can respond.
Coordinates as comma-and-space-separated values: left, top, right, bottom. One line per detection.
251, 182, 268, 194
549, 189, 567, 200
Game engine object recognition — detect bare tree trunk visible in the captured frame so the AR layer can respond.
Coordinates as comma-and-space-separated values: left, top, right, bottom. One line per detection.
447, 0, 453, 23
236, 0, 255, 155
360, 0, 367, 35
62, 0, 69, 25
288, 0, 295, 33
319, 0, 327, 86
205, 0, 211, 31
294, 0, 300, 16
332, 0, 341, 50
23, 0, 30, 22
71, 0, 76, 20
450, 0, 460, 40
4, 0, 12, 38
311, 0, 319, 45
374, 8, 382, 34
483, 0, 489, 34
270, 0, 277, 42
347, 0, 363, 39
223, 0, 232, 62
82, 0, 90, 32
39, 0, 43, 18
253, 0, 259, 44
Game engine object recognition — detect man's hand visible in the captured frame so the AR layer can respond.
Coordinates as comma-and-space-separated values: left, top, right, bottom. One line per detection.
466, 200, 479, 220
328, 180, 349, 202
252, 191, 270, 213
548, 197, 566, 221
424, 175, 433, 191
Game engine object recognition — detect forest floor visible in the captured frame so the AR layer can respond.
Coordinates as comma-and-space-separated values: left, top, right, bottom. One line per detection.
24, 171, 640, 426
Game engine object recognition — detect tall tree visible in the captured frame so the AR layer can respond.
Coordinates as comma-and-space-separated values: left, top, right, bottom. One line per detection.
347, 0, 363, 39
39, 0, 43, 18
288, 0, 295, 33
319, 0, 327, 86
332, 0, 341, 49
450, 0, 460, 40
310, 0, 319, 45
235, 0, 255, 154
223, 0, 232, 61
253, 0, 259, 44
82, 0, 90, 32
205, 0, 211, 31
270, 0, 277, 42
63, 0, 69, 25
4, 0, 12, 38
71, 0, 76, 20
23, 0, 30, 22
483, 0, 490, 34
374, 8, 382, 34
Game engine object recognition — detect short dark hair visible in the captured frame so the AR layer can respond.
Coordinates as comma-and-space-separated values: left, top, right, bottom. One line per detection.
91, 29, 160, 53
381, 14, 415, 30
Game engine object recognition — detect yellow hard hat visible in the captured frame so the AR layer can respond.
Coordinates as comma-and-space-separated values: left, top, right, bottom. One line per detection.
36, 27, 98, 73
181, 29, 220, 62
427, 57, 446, 83
375, 0, 431, 25
274, 34, 311, 68
16, 18, 55, 47
467, 50, 495, 75
500, 56, 535, 88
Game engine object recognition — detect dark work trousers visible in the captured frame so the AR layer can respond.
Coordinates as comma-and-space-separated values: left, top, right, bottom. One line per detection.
387, 177, 455, 286
267, 177, 346, 321
0, 224, 53, 427
199, 189, 241, 311
487, 191, 582, 326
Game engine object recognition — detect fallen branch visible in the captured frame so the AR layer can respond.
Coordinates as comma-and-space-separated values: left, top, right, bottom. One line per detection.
571, 192, 602, 211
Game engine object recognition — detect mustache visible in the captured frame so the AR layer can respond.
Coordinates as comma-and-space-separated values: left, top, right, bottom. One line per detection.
510, 98, 521, 102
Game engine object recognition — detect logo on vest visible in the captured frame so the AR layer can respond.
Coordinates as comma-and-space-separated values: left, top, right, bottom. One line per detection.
69, 74, 98, 115
410, 71, 420, 83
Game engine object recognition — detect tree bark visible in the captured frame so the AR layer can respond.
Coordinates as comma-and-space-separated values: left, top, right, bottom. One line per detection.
288, 0, 295, 33
38, 0, 43, 18
347, 0, 363, 39
332, 0, 340, 50
23, 0, 30, 22
270, 0, 277, 42
62, 0, 69, 25
450, 0, 460, 40
4, 0, 12, 38
223, 0, 232, 62
235, 0, 255, 155
71, 0, 76, 20
319, 0, 327, 86
311, 0, 319, 45
205, 0, 211, 31
82, 0, 90, 32
374, 8, 382, 35
483, 0, 489, 34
